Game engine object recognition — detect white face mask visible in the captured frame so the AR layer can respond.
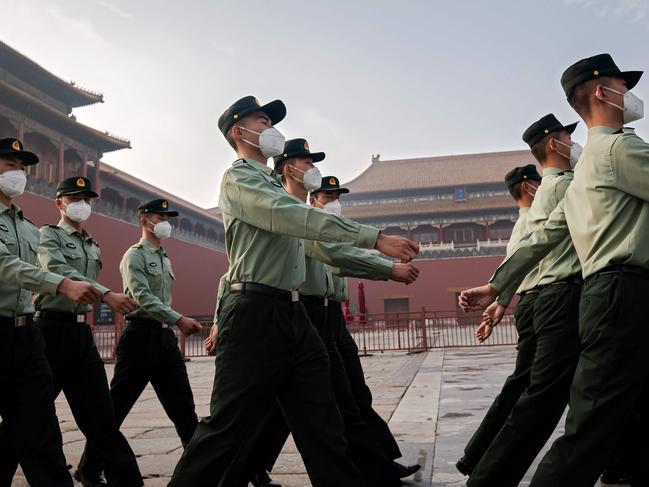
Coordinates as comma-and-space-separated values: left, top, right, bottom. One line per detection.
599, 86, 644, 124
239, 126, 286, 158
64, 200, 92, 222
315, 199, 342, 216
291, 165, 322, 192
553, 139, 583, 168
0, 169, 26, 198
147, 219, 172, 240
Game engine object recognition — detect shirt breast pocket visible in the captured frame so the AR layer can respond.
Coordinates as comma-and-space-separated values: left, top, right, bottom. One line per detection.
0, 234, 17, 254
145, 262, 163, 283
62, 249, 83, 271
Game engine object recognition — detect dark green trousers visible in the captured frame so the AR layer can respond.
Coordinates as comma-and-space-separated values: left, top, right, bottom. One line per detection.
462, 291, 538, 465
168, 290, 366, 487
468, 281, 582, 487
247, 298, 398, 487
79, 319, 198, 480
0, 322, 72, 487
0, 317, 143, 487
333, 303, 402, 461
530, 272, 649, 487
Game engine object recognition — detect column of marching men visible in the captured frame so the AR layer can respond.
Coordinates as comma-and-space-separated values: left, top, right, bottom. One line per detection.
457, 53, 649, 487
0, 95, 423, 486
0, 50, 647, 487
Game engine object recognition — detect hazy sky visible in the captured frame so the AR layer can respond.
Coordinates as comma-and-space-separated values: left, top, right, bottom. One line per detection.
3, 0, 649, 207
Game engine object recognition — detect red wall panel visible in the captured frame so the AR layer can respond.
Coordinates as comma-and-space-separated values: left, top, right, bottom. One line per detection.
347, 256, 505, 314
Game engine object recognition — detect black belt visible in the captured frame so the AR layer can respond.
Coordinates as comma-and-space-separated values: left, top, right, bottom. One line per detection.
518, 287, 539, 297
300, 295, 329, 307
537, 274, 584, 290
230, 282, 300, 302
0, 314, 33, 327
35, 311, 87, 323
125, 317, 170, 329
587, 264, 649, 282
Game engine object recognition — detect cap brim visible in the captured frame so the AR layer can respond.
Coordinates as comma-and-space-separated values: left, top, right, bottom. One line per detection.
311, 187, 350, 194
57, 189, 99, 198
310, 152, 325, 163
259, 99, 286, 126
9, 151, 39, 166
563, 122, 579, 134
621, 71, 643, 91
140, 210, 179, 217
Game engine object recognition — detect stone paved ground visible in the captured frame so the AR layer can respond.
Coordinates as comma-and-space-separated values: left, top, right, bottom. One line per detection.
11, 347, 626, 486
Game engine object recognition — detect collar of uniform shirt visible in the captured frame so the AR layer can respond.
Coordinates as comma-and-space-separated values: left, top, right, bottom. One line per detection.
242, 157, 275, 176
542, 167, 565, 177
58, 218, 93, 241
588, 125, 625, 137
0, 201, 23, 216
139, 237, 163, 253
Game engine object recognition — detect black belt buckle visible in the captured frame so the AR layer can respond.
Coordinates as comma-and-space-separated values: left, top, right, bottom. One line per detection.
231, 282, 300, 302
14, 315, 29, 327
0, 315, 32, 327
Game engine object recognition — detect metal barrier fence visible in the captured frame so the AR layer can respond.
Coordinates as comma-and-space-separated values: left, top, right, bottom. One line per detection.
347, 309, 517, 354
92, 309, 517, 361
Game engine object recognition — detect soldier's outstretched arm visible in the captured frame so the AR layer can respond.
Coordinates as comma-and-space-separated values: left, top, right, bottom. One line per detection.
460, 199, 569, 311
219, 166, 419, 261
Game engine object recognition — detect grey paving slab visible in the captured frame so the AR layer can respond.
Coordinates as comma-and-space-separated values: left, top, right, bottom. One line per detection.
9, 348, 626, 486
431, 346, 627, 487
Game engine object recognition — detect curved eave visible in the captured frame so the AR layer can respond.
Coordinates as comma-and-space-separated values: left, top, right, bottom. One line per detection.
0, 42, 103, 108
100, 163, 224, 224
0, 80, 130, 153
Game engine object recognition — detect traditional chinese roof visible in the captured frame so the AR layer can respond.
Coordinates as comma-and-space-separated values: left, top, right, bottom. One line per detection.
345, 150, 536, 194
0, 41, 103, 108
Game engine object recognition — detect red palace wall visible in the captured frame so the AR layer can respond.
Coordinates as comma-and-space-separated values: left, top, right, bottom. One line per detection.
347, 256, 506, 315
16, 192, 229, 319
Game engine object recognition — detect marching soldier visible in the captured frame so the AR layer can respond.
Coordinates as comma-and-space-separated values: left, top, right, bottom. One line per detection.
246, 144, 421, 487
460, 53, 649, 486
310, 176, 423, 481
0, 138, 104, 487
467, 116, 584, 487
455, 164, 541, 477
168, 96, 419, 487
79, 198, 202, 481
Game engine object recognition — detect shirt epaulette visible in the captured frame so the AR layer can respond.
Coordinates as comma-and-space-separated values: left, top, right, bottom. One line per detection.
18, 214, 35, 225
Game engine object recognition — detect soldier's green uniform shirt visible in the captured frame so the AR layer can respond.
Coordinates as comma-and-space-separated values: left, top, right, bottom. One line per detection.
218, 158, 379, 291
35, 219, 109, 314
498, 168, 581, 304
121, 238, 182, 325
507, 207, 539, 296
300, 241, 393, 298
491, 126, 649, 294
0, 202, 64, 317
